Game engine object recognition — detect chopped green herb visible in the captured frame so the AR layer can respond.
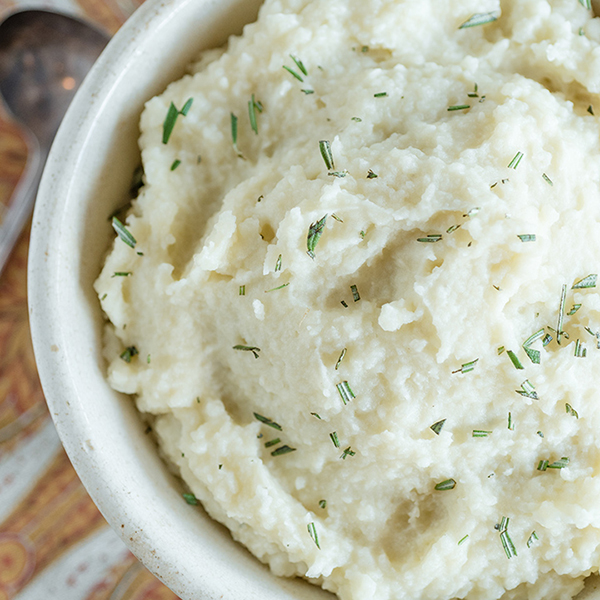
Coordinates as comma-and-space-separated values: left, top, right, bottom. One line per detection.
508, 412, 515, 430
329, 431, 340, 448
112, 272, 131, 278
248, 94, 259, 134
522, 329, 543, 364
265, 283, 290, 293
537, 459, 549, 471
527, 531, 539, 548
336, 381, 356, 405
361, 45, 369, 52
568, 304, 582, 316
499, 517, 517, 559
351, 117, 362, 122
367, 169, 378, 179
239, 285, 246, 296
170, 159, 181, 171
301, 89, 315, 94
311, 412, 322, 420
557, 284, 567, 344
549, 457, 570, 469
498, 346, 505, 355
328, 170, 348, 178
307, 522, 320, 549
517, 234, 536, 242
448, 104, 470, 111
283, 65, 304, 82
458, 535, 469, 546
459, 11, 499, 29
253, 413, 282, 430
575, 339, 587, 358
319, 140, 335, 170
101, 293, 107, 301
147, 354, 151, 364
271, 445, 296, 457
335, 348, 347, 371
430, 419, 446, 435
580, 0, 592, 9
264, 438, 281, 448
537, 430, 544, 438
452, 358, 479, 374
120, 346, 138, 363
360, 230, 366, 239
290, 54, 308, 76
331, 213, 343, 223
307, 214, 328, 259
341, 300, 349, 308
507, 350, 524, 370
572, 274, 597, 289
275, 254, 282, 272
183, 492, 198, 506
542, 173, 553, 186
566, 403, 579, 418
340, 446, 356, 460
233, 345, 261, 358
162, 102, 180, 144
508, 152, 524, 169
417, 234, 443, 243
465, 207, 480, 217
516, 379, 538, 400
319, 499, 327, 509
180, 97, 194, 116
447, 224, 461, 234
374, 92, 388, 98
543, 333, 553, 346
588, 105, 595, 116
472, 430, 492, 438
112, 216, 137, 248
230, 113, 244, 159
435, 479, 456, 491
350, 285, 361, 302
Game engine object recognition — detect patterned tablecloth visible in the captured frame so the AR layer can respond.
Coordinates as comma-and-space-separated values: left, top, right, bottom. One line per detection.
0, 0, 181, 597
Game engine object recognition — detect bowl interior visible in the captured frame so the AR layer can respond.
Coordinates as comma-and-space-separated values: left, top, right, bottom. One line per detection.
28, 0, 333, 597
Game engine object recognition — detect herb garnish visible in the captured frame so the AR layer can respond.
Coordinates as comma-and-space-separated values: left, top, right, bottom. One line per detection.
290, 54, 308, 76
539, 457, 569, 470
557, 284, 567, 344
253, 413, 282, 430
498, 346, 505, 355
542, 173, 553, 186
508, 412, 515, 430
574, 339, 587, 358
112, 272, 131, 278
580, 0, 592, 9
311, 413, 322, 420
335, 348, 347, 370
248, 94, 260, 134
448, 104, 470, 112
162, 98, 193, 144
319, 140, 335, 170
447, 224, 461, 234
507, 350, 524, 370
301, 89, 314, 94
264, 438, 281, 448
307, 214, 328, 259
572, 274, 597, 289
351, 117, 362, 122
567, 304, 582, 316
452, 359, 479, 374
170, 159, 181, 171
271, 445, 296, 457
430, 419, 446, 435
329, 432, 340, 448
417, 234, 442, 243
336, 381, 356, 405
523, 329, 544, 364
435, 479, 456, 491
328, 170, 348, 178
230, 113, 245, 159
508, 152, 524, 169
112, 216, 137, 248
340, 446, 356, 459
516, 380, 538, 399
459, 12, 499, 29
458, 535, 469, 546
527, 531, 539, 548
283, 65, 304, 82
473, 430, 492, 437
319, 499, 327, 509
517, 234, 536, 242
233, 345, 261, 358
307, 522, 320, 548
374, 92, 388, 98
239, 285, 246, 296
265, 283, 290, 293
498, 517, 517, 559
275, 254, 282, 272
350, 285, 361, 302
367, 169, 378, 179
183, 492, 198, 505
566, 403, 579, 418
120, 346, 138, 363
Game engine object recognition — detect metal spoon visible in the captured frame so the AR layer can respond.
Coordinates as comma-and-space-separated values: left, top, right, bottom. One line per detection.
0, 10, 109, 274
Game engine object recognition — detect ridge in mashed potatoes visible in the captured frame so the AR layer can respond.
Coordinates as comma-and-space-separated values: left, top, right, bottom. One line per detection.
96, 1, 600, 598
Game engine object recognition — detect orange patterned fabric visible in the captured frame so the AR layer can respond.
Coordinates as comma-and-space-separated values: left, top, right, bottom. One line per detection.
0, 0, 180, 597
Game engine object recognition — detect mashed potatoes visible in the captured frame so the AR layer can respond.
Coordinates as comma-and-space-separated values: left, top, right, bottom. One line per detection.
95, 0, 600, 598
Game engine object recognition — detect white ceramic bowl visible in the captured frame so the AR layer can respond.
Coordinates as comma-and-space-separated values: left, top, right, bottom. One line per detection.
27, 0, 333, 597
26, 0, 600, 598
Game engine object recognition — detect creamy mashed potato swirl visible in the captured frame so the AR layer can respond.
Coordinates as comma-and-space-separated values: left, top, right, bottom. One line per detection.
96, 1, 600, 598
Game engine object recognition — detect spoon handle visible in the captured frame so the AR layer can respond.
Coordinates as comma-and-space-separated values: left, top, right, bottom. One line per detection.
0, 131, 43, 275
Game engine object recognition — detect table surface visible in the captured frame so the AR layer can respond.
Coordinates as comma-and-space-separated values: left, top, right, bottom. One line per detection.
0, 0, 181, 598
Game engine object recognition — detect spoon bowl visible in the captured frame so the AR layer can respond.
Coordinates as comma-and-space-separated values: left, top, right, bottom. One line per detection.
0, 10, 109, 272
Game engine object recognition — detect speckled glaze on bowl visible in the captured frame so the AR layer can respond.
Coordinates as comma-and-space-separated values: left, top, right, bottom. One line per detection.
26, 0, 600, 598
27, 0, 334, 597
